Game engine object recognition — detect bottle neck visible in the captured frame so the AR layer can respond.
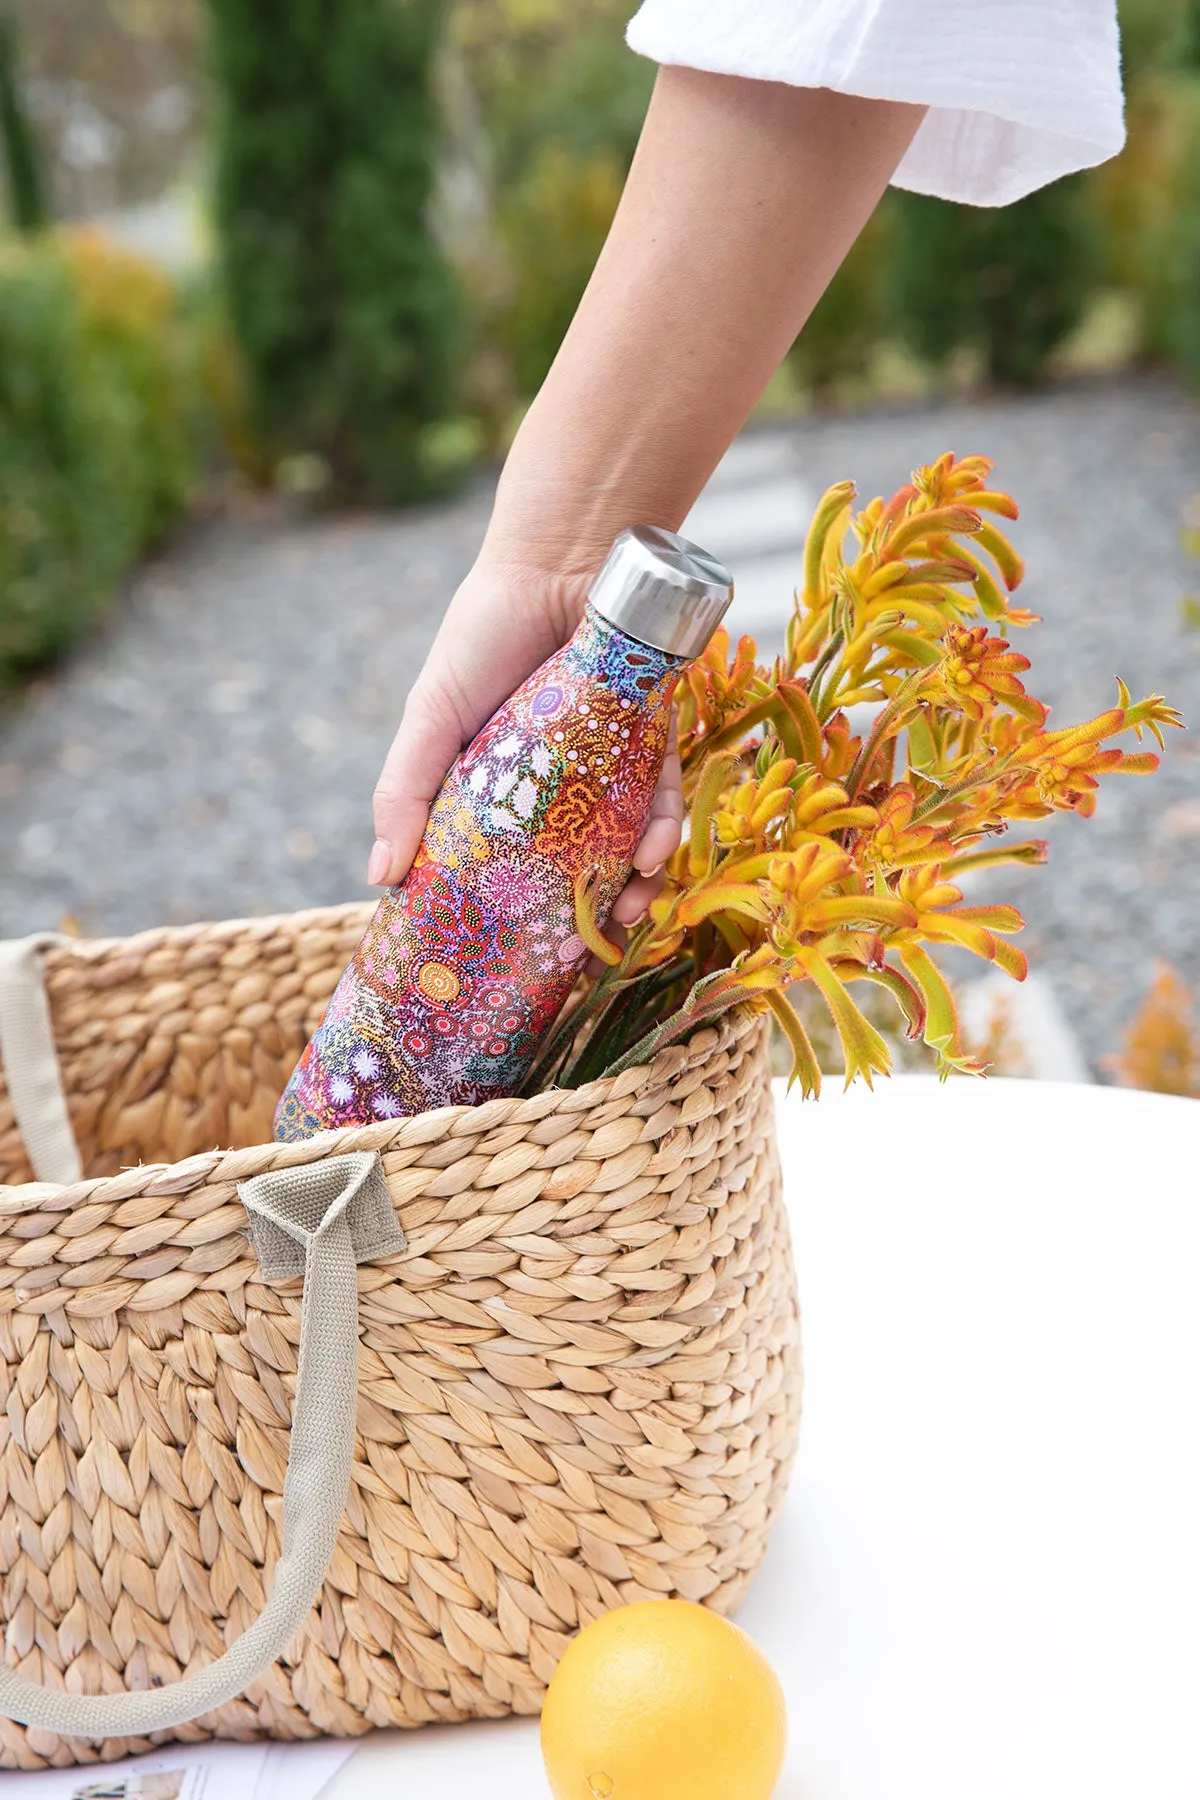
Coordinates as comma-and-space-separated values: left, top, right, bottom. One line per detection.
566, 603, 687, 706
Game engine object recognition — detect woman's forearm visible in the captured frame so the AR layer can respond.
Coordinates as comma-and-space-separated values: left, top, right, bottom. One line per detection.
483, 69, 926, 583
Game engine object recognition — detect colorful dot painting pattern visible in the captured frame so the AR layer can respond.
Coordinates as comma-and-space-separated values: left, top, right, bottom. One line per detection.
274, 606, 684, 1139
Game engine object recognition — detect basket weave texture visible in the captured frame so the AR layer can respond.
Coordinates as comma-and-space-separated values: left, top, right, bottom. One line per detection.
0, 903, 802, 1771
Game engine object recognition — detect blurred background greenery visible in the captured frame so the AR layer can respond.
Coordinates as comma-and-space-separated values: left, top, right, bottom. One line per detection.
3, 0, 1200, 689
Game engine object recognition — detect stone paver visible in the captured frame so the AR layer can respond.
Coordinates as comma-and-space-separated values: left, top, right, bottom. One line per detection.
1, 376, 1198, 1077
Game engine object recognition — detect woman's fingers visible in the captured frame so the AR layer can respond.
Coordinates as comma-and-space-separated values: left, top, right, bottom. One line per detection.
370, 679, 465, 886
632, 725, 683, 877
372, 654, 684, 909
368, 559, 577, 889
610, 869, 665, 926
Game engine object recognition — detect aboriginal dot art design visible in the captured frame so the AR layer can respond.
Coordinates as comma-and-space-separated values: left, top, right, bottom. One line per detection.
274, 605, 685, 1138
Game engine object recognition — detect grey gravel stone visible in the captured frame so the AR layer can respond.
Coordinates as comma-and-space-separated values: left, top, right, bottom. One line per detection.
0, 483, 495, 936
1, 375, 1197, 1078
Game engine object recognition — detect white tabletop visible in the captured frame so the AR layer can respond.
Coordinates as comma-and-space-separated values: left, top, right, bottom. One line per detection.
326, 1076, 1200, 1800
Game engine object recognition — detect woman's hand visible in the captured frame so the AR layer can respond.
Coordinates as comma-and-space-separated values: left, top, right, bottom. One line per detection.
368, 550, 683, 927
368, 69, 924, 924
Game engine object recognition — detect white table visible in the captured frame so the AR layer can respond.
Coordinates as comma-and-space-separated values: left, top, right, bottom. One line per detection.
327, 1077, 1200, 1800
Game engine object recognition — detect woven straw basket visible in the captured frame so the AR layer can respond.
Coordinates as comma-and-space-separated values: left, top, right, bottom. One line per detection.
0, 902, 802, 1772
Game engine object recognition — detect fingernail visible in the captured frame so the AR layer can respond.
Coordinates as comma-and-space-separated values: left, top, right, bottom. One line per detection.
367, 838, 393, 885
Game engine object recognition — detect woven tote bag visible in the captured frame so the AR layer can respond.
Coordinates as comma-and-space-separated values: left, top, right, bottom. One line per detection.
0, 905, 802, 1771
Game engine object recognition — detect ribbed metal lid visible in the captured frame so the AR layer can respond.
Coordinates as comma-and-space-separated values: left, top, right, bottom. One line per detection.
587, 525, 734, 660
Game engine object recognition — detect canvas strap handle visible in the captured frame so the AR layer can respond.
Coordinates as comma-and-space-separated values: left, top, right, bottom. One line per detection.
0, 1149, 405, 1736
0, 933, 83, 1186
0, 931, 408, 1737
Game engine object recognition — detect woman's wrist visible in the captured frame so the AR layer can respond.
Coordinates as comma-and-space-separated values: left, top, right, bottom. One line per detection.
480, 394, 694, 585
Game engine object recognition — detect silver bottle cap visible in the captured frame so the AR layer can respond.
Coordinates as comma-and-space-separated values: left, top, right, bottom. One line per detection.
587, 525, 733, 660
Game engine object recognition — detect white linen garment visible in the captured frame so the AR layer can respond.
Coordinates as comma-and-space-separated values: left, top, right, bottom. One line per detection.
625, 1, 1125, 206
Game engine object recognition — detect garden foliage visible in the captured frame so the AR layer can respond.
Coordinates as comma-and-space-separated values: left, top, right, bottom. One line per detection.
0, 232, 195, 688
496, 140, 625, 394
0, 12, 47, 233
1090, 3, 1200, 378
785, 209, 892, 401
451, 0, 652, 408
207, 0, 465, 504
887, 180, 1097, 388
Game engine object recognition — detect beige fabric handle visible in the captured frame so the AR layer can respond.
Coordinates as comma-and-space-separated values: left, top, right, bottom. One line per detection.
0, 1150, 405, 1738
0, 933, 83, 1185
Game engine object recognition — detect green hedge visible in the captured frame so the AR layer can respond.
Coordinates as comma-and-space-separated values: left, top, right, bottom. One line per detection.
786, 207, 892, 400
0, 13, 48, 232
886, 177, 1098, 388
496, 139, 624, 395
450, 2, 651, 418
1099, 69, 1200, 381
0, 231, 196, 688
208, 0, 467, 506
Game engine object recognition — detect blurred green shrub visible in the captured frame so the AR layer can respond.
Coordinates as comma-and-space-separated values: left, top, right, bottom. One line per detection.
0, 231, 195, 687
194, 0, 1200, 458
177, 266, 278, 487
787, 206, 892, 401
886, 177, 1097, 387
208, 0, 469, 506
1099, 69, 1200, 379
61, 229, 196, 542
496, 139, 624, 394
0, 12, 48, 232
453, 3, 651, 183
1071, 2, 1200, 384
449, 1, 650, 407
1117, 0, 1200, 79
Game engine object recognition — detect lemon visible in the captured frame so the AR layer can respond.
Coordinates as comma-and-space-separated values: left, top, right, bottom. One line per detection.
540, 1599, 787, 1800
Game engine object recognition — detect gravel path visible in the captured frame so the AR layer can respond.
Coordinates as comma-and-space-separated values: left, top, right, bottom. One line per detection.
2, 374, 1198, 1076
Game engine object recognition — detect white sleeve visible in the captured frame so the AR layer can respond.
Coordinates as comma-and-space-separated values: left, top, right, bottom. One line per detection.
625, 0, 1125, 206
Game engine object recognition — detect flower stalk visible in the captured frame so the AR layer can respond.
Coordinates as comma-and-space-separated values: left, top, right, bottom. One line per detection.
550, 454, 1183, 1094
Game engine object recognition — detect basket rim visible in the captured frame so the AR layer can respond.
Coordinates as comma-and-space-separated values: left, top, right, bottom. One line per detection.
40, 897, 378, 967
6, 906, 769, 1202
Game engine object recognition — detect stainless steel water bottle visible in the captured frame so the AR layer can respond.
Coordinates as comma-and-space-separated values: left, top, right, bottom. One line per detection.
274, 525, 733, 1139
